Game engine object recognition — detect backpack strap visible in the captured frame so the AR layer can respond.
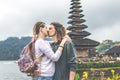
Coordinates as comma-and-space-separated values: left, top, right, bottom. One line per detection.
34, 54, 44, 62
34, 54, 44, 76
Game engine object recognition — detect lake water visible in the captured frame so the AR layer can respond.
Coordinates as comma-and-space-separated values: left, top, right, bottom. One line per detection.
0, 61, 32, 80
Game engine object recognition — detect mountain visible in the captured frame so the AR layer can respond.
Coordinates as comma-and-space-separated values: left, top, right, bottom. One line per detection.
0, 37, 31, 60
0, 36, 53, 60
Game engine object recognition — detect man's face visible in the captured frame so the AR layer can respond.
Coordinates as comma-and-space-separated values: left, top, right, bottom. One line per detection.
48, 24, 56, 37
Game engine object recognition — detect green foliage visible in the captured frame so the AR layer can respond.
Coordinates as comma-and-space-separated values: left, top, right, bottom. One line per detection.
75, 73, 80, 80
96, 40, 120, 54
90, 77, 96, 80
96, 43, 111, 54
112, 74, 118, 80
77, 62, 120, 69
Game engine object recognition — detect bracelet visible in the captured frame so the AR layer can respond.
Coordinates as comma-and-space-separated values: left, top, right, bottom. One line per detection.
59, 45, 64, 48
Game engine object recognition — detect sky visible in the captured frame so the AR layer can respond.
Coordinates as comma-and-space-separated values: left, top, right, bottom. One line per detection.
0, 0, 120, 42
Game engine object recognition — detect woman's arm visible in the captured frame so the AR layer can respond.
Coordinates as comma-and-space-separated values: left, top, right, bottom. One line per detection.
39, 38, 67, 61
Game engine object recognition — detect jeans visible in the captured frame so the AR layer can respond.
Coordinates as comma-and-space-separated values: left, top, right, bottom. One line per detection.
34, 76, 53, 80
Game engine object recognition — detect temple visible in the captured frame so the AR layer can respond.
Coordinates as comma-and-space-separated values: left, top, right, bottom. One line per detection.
105, 44, 120, 57
67, 0, 100, 57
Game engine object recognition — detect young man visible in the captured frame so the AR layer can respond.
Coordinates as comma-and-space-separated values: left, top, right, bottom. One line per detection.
33, 21, 68, 80
48, 22, 76, 80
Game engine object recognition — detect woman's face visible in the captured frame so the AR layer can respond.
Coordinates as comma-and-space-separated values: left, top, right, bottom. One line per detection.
48, 24, 56, 37
42, 26, 48, 36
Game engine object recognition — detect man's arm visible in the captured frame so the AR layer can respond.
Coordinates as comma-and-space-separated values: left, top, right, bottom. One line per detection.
66, 41, 76, 80
69, 71, 76, 80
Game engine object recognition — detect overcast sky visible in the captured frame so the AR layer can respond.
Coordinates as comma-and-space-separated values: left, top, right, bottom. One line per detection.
0, 0, 120, 42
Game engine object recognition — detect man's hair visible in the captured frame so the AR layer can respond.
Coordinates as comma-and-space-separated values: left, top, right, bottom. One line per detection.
50, 22, 66, 41
33, 21, 45, 37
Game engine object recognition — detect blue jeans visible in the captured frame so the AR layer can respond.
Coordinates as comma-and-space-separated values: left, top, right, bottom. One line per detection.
34, 76, 53, 80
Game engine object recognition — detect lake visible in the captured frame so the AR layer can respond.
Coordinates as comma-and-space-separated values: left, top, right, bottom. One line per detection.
0, 61, 32, 80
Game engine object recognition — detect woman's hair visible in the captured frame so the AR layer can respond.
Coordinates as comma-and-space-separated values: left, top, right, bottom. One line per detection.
33, 21, 45, 38
50, 22, 66, 41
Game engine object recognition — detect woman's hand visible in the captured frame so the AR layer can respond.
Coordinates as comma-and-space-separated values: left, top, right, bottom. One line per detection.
34, 69, 40, 77
63, 35, 71, 41
60, 35, 71, 47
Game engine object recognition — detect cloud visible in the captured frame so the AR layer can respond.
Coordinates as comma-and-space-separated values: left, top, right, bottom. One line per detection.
0, 0, 69, 40
82, 0, 120, 29
80, 0, 120, 42
88, 22, 120, 42
0, 0, 120, 42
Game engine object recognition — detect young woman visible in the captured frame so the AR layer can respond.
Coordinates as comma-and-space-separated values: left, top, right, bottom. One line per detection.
48, 22, 76, 80
33, 21, 68, 80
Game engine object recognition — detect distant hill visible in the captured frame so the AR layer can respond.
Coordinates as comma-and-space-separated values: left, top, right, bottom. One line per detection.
0, 36, 53, 60
96, 40, 120, 54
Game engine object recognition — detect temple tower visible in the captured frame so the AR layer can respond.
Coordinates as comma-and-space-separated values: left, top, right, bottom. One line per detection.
67, 0, 99, 57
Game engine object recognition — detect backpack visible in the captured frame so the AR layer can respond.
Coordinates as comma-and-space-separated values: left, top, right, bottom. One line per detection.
18, 41, 36, 73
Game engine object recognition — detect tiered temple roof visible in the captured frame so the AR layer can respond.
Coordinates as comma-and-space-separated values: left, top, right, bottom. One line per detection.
105, 46, 120, 55
67, 0, 99, 49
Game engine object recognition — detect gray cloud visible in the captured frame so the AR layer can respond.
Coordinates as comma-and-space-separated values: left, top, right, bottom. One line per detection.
0, 0, 120, 42
82, 0, 120, 30
0, 0, 69, 40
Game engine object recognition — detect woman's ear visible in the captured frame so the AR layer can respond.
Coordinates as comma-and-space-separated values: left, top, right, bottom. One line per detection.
40, 27, 44, 33
39, 27, 42, 32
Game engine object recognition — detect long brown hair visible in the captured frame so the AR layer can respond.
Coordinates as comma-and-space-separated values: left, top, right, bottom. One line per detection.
50, 22, 66, 41
33, 21, 45, 38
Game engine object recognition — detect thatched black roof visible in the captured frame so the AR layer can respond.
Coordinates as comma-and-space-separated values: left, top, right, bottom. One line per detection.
68, 19, 86, 24
71, 2, 81, 5
69, 9, 83, 13
69, 10, 83, 13
105, 46, 120, 55
70, 6, 82, 9
68, 14, 84, 19
68, 31, 91, 37
67, 0, 100, 49
72, 38, 100, 48
71, 0, 80, 2
67, 24, 88, 30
